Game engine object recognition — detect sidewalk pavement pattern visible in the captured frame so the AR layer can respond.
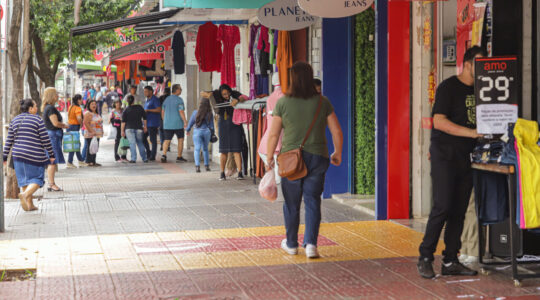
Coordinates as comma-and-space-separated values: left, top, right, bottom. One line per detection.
1, 140, 540, 299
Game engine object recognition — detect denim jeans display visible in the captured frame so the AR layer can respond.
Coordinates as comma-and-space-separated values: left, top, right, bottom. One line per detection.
67, 125, 84, 163
126, 129, 147, 162
193, 128, 211, 167
281, 152, 330, 248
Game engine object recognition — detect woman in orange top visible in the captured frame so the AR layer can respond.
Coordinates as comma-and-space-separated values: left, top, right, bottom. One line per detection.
66, 94, 87, 168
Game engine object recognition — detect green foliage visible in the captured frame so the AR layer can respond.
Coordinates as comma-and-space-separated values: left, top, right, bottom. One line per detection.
30, 0, 140, 63
354, 10, 375, 195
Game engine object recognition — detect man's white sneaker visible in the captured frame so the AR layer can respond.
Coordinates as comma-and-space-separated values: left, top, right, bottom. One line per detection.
305, 244, 319, 259
281, 239, 298, 255
459, 254, 470, 263
66, 163, 77, 169
464, 255, 479, 264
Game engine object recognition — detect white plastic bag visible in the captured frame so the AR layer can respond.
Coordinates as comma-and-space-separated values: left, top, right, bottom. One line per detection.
89, 137, 99, 155
107, 125, 117, 140
258, 169, 277, 202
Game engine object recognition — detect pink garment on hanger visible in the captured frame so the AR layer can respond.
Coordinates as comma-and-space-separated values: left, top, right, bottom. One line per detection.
217, 25, 240, 88
233, 109, 252, 125
257, 26, 270, 52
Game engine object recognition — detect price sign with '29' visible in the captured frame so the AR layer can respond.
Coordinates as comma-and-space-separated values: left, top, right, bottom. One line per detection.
474, 56, 519, 134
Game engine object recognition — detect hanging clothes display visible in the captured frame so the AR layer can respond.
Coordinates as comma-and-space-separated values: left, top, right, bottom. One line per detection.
253, 27, 262, 75
277, 31, 293, 94
217, 25, 240, 88
257, 26, 272, 76
249, 24, 261, 99
172, 31, 186, 75
514, 119, 540, 229
269, 29, 278, 65
195, 22, 222, 72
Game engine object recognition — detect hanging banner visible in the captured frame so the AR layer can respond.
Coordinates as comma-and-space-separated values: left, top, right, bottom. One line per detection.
298, 0, 373, 18
93, 32, 172, 62
257, 0, 316, 31
457, 0, 486, 73
475, 56, 519, 134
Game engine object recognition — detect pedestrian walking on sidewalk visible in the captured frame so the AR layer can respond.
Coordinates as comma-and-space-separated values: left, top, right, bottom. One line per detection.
66, 94, 88, 168
111, 100, 127, 162
143, 86, 162, 161
3, 99, 55, 211
266, 61, 343, 259
186, 98, 214, 173
121, 95, 148, 163
161, 84, 187, 163
201, 84, 247, 181
158, 88, 171, 151
417, 46, 485, 279
42, 87, 68, 192
83, 100, 104, 167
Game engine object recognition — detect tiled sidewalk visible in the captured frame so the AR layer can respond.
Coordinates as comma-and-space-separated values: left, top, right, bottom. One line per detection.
1, 140, 540, 299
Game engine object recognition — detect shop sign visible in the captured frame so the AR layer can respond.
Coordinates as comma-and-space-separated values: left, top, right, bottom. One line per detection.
298, 0, 373, 18
257, 0, 316, 31
93, 32, 171, 62
475, 56, 519, 135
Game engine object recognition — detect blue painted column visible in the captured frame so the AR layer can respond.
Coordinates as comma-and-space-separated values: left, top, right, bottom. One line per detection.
375, 0, 388, 220
322, 17, 354, 199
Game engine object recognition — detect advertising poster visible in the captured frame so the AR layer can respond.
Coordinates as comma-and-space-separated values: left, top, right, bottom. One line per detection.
456, 0, 475, 73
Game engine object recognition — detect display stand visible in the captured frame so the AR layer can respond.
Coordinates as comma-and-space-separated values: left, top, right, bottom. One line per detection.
472, 163, 540, 287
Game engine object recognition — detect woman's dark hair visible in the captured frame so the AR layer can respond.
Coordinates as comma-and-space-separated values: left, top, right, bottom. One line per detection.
113, 99, 122, 109
218, 84, 233, 98
127, 95, 135, 106
287, 62, 318, 99
20, 99, 35, 113
313, 78, 322, 87
72, 94, 82, 106
86, 100, 97, 113
195, 98, 212, 127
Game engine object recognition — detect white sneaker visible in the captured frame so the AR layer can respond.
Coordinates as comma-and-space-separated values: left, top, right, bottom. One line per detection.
281, 239, 298, 255
78, 161, 88, 167
459, 254, 470, 263
464, 255, 479, 264
66, 163, 77, 169
305, 244, 319, 259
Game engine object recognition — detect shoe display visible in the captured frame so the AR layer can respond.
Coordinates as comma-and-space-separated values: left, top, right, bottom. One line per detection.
305, 244, 319, 258
281, 239, 298, 255
236, 172, 245, 180
219, 172, 226, 181
66, 163, 77, 169
441, 261, 478, 276
417, 258, 435, 279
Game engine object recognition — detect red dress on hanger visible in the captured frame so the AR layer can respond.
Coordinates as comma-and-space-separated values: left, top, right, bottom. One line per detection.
217, 25, 240, 88
195, 22, 222, 72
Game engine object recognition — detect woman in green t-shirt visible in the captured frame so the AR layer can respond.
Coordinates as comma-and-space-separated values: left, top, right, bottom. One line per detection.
266, 61, 343, 259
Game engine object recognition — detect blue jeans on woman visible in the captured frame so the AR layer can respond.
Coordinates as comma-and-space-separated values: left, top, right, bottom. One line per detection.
67, 125, 84, 164
125, 129, 147, 162
281, 152, 330, 248
193, 128, 211, 167
47, 129, 65, 164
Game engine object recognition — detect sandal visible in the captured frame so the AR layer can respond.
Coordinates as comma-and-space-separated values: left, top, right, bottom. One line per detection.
47, 184, 63, 192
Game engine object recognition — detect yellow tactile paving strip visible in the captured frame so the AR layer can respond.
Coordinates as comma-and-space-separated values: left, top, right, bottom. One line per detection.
0, 221, 443, 278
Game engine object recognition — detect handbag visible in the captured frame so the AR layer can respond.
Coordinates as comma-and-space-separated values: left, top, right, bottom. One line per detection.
277, 96, 322, 181
210, 129, 218, 143
7, 114, 29, 169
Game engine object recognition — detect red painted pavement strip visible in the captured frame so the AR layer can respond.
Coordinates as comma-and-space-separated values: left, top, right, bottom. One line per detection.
132, 234, 337, 255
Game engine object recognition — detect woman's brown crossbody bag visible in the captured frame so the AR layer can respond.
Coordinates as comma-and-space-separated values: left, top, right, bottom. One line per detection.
277, 96, 322, 181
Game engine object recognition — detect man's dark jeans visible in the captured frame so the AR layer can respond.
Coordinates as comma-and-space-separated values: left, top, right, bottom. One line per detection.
145, 127, 159, 160
281, 152, 330, 248
419, 149, 473, 263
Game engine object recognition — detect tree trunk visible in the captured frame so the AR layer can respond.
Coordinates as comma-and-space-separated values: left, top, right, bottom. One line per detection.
32, 29, 56, 87
27, 54, 41, 111
5, 0, 32, 199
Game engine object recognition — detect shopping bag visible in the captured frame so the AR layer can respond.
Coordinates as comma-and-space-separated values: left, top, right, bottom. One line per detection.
89, 137, 99, 155
107, 125, 117, 140
117, 144, 127, 157
258, 170, 277, 202
119, 137, 130, 150
63, 131, 81, 153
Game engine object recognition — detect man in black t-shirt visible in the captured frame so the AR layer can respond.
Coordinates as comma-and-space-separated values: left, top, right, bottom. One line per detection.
417, 46, 486, 279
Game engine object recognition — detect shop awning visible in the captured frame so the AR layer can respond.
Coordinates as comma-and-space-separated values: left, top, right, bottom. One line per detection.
71, 9, 181, 36
163, 0, 272, 9
61, 61, 117, 72
162, 8, 257, 25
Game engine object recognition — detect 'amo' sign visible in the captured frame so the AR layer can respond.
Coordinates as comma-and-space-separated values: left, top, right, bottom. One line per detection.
258, 0, 316, 31
298, 0, 374, 18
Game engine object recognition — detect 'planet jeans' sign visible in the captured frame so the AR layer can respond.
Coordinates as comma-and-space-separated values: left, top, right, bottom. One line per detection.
298, 0, 374, 18
258, 0, 316, 31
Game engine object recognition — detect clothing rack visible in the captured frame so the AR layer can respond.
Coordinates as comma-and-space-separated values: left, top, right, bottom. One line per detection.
472, 163, 540, 287
233, 98, 268, 184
